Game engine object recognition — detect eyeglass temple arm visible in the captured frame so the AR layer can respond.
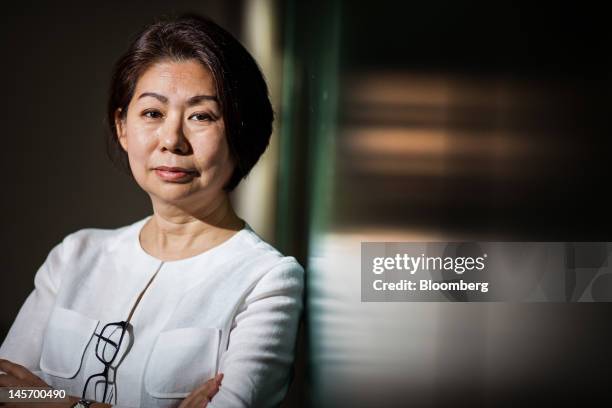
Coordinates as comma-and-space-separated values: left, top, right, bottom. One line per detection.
126, 264, 162, 323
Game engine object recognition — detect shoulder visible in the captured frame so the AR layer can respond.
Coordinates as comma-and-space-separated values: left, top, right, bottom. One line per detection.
237, 226, 305, 293
37, 220, 139, 290
57, 223, 130, 256
49, 218, 141, 265
240, 226, 304, 274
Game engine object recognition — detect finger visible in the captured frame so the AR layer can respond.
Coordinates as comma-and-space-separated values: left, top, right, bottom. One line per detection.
177, 374, 223, 408
189, 384, 219, 405
192, 384, 219, 408
189, 394, 210, 408
179, 379, 219, 408
0, 360, 16, 376
194, 378, 220, 398
215, 373, 224, 385
0, 360, 46, 387
178, 392, 212, 408
0, 374, 24, 387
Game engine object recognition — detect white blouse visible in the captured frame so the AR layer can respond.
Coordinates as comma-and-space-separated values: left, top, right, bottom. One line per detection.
0, 215, 304, 408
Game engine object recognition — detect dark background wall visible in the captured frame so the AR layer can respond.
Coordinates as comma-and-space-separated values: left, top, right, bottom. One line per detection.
0, 0, 242, 348
0, 3, 309, 407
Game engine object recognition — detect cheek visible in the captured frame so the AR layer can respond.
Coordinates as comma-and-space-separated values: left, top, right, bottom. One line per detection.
125, 123, 156, 171
192, 135, 234, 185
194, 125, 231, 167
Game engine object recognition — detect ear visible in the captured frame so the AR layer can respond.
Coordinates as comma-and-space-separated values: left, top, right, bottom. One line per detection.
114, 108, 128, 152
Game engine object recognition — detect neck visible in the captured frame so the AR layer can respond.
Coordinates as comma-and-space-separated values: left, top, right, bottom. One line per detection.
141, 194, 245, 261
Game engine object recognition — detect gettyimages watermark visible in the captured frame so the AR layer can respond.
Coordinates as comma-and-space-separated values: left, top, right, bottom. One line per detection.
361, 242, 612, 302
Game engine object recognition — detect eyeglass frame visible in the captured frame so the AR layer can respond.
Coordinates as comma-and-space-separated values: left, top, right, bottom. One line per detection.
81, 321, 129, 402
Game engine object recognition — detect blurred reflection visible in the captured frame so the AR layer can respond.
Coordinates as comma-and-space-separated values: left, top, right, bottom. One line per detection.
284, 1, 612, 407
309, 70, 611, 407
334, 72, 606, 240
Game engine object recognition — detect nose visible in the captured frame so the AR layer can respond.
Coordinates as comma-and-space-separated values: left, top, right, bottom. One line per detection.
159, 113, 190, 154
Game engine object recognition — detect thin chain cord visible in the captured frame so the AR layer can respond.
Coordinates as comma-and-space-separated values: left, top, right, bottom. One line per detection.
126, 261, 165, 323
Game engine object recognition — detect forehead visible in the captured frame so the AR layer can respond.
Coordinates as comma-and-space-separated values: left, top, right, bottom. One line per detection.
134, 59, 216, 97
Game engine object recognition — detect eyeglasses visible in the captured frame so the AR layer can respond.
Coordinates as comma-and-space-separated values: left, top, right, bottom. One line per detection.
82, 321, 129, 402
81, 265, 161, 403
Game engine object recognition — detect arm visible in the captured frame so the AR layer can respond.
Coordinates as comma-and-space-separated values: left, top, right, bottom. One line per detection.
0, 240, 65, 369
208, 259, 305, 408
0, 237, 143, 408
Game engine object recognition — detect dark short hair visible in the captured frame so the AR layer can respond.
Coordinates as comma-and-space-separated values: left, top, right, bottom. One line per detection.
106, 13, 273, 192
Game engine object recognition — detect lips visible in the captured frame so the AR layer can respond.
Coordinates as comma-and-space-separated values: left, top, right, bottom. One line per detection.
154, 166, 199, 182
155, 166, 197, 173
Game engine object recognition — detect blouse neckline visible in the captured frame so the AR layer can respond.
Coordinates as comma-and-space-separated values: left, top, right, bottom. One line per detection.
132, 215, 251, 265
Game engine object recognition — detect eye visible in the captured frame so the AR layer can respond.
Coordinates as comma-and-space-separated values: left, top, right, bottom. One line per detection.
142, 110, 163, 119
189, 112, 215, 122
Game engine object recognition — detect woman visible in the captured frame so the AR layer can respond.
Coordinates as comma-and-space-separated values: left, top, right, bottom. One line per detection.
0, 13, 304, 408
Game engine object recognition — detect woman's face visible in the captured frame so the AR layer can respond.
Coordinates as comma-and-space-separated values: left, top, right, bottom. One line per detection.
115, 59, 233, 208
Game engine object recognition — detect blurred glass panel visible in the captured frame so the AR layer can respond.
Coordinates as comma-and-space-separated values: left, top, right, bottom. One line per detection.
280, 1, 611, 406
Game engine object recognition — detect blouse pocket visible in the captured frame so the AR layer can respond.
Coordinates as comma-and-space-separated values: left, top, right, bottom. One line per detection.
39, 306, 100, 378
144, 327, 221, 399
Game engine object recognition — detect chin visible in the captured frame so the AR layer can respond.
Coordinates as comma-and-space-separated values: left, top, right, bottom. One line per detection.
154, 183, 219, 204
146, 183, 193, 201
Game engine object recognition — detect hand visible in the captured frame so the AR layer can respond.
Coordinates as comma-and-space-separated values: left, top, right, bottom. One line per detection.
0, 358, 48, 388
177, 373, 223, 408
0, 359, 81, 407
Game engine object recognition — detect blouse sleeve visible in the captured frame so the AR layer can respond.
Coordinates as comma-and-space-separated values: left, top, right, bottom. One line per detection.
0, 239, 65, 372
209, 258, 305, 408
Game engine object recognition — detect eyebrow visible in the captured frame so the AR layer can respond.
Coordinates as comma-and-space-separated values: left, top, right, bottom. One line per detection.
137, 92, 218, 106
